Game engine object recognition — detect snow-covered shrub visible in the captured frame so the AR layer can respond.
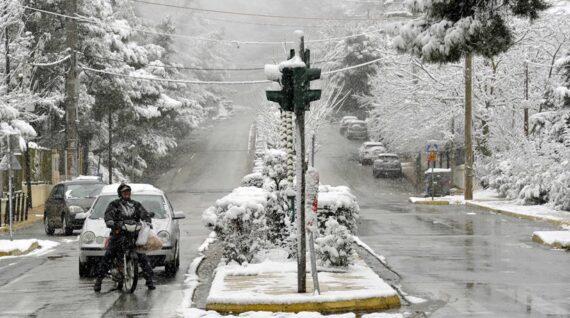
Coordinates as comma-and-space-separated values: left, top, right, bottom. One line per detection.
262, 149, 288, 191
317, 185, 360, 234
315, 218, 355, 268
241, 172, 264, 188
203, 187, 269, 264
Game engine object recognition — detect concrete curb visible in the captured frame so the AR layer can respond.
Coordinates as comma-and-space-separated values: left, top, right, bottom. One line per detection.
207, 295, 401, 314
465, 202, 570, 227
409, 199, 450, 206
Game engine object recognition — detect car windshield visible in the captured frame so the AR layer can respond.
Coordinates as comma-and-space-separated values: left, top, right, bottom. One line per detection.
65, 184, 105, 199
365, 143, 383, 149
89, 195, 169, 219
378, 156, 399, 162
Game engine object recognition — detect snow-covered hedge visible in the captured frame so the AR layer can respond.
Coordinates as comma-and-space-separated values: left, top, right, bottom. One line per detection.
317, 185, 360, 234
203, 187, 270, 264
240, 172, 264, 188
315, 218, 356, 268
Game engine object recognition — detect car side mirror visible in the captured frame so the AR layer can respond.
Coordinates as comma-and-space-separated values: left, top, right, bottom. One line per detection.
173, 211, 186, 220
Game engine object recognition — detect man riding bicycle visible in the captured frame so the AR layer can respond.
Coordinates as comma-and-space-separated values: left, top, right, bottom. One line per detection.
94, 183, 156, 292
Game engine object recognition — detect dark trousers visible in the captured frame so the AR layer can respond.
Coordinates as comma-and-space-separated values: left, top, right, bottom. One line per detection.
96, 235, 154, 283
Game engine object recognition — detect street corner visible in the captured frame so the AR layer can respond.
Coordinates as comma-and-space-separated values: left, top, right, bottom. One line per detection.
532, 231, 570, 250
205, 258, 401, 315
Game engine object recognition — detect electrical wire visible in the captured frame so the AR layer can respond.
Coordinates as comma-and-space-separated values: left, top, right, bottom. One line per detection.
130, 0, 377, 21
22, 4, 383, 46
81, 66, 273, 85
81, 57, 384, 85
31, 55, 71, 67
322, 57, 382, 75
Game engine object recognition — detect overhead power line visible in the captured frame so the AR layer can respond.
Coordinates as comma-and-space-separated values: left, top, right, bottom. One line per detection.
23, 5, 383, 47
130, 0, 377, 21
81, 58, 384, 85
78, 52, 340, 72
82, 66, 273, 85
31, 55, 71, 67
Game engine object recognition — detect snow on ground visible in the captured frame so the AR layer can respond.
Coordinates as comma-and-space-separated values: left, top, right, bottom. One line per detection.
207, 258, 397, 305
471, 201, 570, 226
409, 188, 500, 205
182, 308, 403, 318
0, 239, 59, 258
532, 231, 570, 248
410, 189, 570, 226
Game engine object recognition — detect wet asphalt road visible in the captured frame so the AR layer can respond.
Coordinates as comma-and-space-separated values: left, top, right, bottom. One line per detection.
318, 124, 570, 317
0, 105, 569, 317
0, 103, 254, 317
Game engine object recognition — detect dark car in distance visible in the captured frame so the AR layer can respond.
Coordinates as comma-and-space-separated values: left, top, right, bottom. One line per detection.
44, 177, 106, 235
373, 154, 403, 178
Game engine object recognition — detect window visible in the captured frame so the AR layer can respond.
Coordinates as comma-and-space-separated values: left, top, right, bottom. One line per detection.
89, 195, 169, 220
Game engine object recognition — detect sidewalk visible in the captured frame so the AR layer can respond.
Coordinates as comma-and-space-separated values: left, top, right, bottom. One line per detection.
410, 190, 570, 227
205, 258, 400, 314
0, 206, 44, 234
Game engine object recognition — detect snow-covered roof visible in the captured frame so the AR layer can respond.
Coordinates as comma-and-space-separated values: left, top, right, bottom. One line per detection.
99, 183, 163, 196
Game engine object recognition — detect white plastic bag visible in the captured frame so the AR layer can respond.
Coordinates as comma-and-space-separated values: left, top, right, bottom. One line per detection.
136, 222, 151, 246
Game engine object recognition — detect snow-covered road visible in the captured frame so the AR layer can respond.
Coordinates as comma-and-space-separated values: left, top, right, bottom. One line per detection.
0, 107, 568, 317
0, 101, 255, 317
317, 124, 570, 317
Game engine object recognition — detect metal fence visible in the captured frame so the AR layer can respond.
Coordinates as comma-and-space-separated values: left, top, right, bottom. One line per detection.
0, 191, 29, 228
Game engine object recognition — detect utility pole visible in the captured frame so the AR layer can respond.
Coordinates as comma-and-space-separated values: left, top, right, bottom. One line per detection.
524, 61, 529, 137
64, 0, 79, 180
108, 110, 113, 184
464, 53, 474, 200
4, 26, 10, 92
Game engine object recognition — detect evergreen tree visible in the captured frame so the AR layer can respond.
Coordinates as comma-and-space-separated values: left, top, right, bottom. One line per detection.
394, 0, 549, 63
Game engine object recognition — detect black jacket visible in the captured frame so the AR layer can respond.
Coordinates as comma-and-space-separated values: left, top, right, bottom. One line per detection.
104, 199, 151, 229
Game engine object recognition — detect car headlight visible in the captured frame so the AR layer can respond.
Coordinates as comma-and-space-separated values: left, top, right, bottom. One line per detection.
157, 231, 170, 244
68, 206, 84, 214
81, 231, 95, 244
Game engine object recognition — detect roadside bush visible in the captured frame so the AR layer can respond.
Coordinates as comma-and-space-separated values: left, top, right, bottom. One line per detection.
241, 172, 264, 188
202, 187, 269, 264
315, 218, 355, 268
317, 185, 360, 234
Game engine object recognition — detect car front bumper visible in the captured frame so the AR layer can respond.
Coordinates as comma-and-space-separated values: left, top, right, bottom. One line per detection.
79, 245, 175, 265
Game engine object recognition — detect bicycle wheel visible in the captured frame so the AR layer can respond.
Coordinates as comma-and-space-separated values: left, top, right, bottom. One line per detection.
123, 252, 138, 293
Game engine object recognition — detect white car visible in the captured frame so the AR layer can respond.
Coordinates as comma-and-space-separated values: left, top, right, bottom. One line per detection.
339, 116, 358, 135
358, 142, 385, 158
359, 145, 387, 165
79, 183, 185, 278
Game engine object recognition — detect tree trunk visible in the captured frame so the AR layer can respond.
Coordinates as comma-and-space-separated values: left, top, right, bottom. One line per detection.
464, 53, 474, 200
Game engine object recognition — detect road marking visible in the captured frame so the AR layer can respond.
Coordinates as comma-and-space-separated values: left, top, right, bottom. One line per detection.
0, 262, 17, 272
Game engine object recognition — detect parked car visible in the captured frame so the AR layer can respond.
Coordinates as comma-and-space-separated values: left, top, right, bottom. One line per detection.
358, 141, 385, 158
360, 146, 387, 165
373, 154, 402, 178
44, 176, 106, 236
79, 183, 185, 277
346, 120, 368, 140
339, 116, 358, 135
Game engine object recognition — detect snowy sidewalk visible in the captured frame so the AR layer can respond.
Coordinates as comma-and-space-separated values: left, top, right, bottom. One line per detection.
410, 190, 570, 227
532, 231, 570, 249
205, 259, 400, 314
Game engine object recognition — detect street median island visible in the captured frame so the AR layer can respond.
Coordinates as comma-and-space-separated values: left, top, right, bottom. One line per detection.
205, 258, 401, 314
